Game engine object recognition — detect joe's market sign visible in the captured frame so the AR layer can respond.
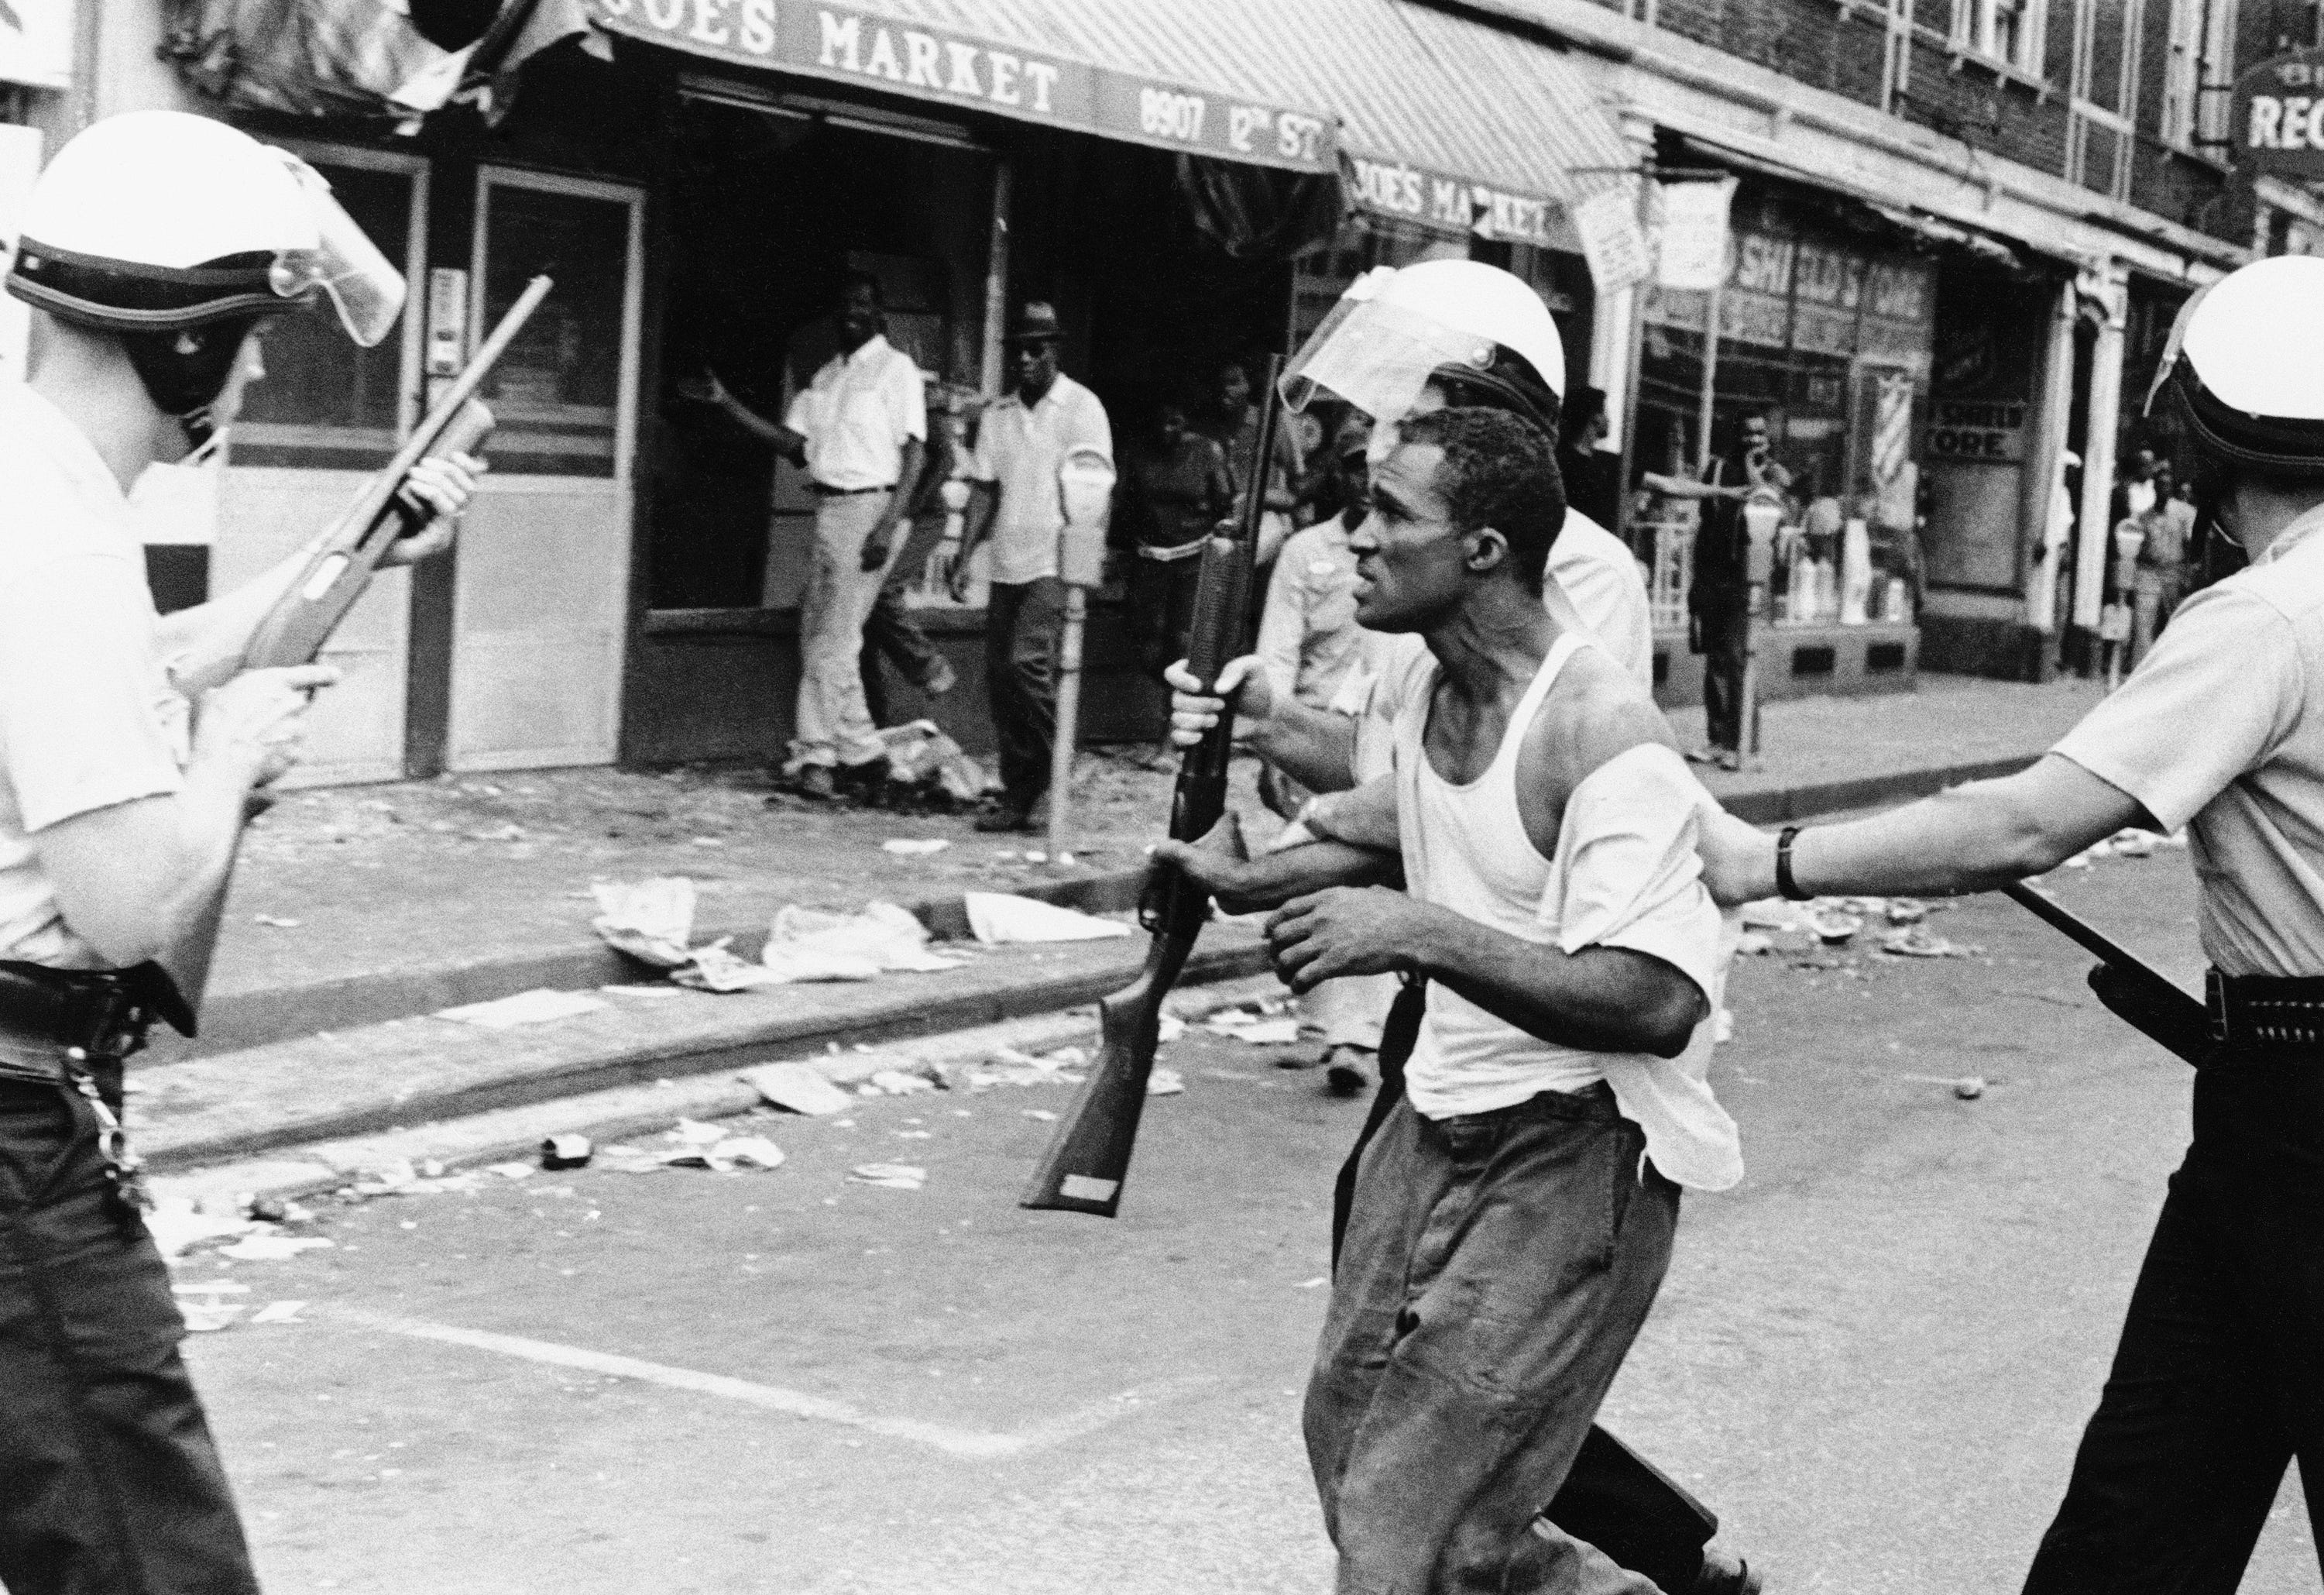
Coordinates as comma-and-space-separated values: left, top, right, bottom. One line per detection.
2233, 46, 2324, 180
1926, 400, 2027, 463
1345, 156, 1559, 248
589, 0, 1334, 173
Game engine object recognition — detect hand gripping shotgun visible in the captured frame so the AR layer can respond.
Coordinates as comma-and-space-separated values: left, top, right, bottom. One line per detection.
1021, 355, 1286, 1216
143, 276, 554, 1034
2002, 882, 2213, 1067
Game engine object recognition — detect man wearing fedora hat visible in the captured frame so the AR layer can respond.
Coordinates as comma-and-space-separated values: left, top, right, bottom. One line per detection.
953, 301, 1114, 831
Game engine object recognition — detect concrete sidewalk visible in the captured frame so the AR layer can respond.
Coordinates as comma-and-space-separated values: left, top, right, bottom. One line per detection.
156, 671, 2103, 1064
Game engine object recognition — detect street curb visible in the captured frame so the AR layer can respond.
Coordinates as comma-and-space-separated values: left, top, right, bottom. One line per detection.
142, 936, 1272, 1174
171, 867, 1155, 1060
150, 975, 1291, 1210
162, 751, 2041, 1065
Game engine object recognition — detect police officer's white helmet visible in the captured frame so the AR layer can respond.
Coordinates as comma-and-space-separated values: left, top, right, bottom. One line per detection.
1282, 258, 1567, 438
5, 112, 406, 434
2150, 255, 2324, 478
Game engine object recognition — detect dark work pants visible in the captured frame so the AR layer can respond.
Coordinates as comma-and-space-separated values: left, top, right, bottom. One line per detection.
1329, 984, 1718, 1595
1310, 1088, 1681, 1593
860, 515, 949, 730
2023, 1054, 2324, 1594
1128, 554, 1205, 686
0, 1079, 258, 1595
1694, 597, 1749, 755
983, 576, 1066, 811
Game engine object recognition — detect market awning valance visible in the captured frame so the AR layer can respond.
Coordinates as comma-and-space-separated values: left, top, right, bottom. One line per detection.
586, 0, 1338, 173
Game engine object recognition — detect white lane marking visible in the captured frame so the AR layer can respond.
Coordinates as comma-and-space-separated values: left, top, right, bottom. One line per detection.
335, 1306, 1211, 1460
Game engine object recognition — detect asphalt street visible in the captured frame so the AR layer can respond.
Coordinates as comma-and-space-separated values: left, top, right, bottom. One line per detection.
176, 851, 2320, 1595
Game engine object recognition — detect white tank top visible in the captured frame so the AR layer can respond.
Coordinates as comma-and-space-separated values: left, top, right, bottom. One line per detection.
1395, 632, 1610, 1110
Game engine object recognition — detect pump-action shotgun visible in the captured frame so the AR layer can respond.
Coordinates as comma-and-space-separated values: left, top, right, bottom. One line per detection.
2002, 881, 2212, 1066
146, 275, 554, 1033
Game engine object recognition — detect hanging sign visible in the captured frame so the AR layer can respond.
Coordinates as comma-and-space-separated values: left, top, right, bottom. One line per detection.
590, 0, 1334, 173
1573, 187, 1650, 295
1655, 178, 1735, 292
0, 0, 70, 89
2232, 47, 2324, 180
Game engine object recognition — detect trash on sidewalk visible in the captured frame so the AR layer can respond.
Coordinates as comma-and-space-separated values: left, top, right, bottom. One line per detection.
1206, 1008, 1302, 1045
249, 1301, 309, 1325
590, 876, 697, 968
541, 1134, 593, 1170
876, 719, 987, 807
252, 913, 303, 928
867, 1068, 937, 1096
1148, 1067, 1186, 1096
1807, 909, 1862, 946
1906, 1071, 1989, 1099
215, 1234, 335, 1262
1023, 1108, 1059, 1122
740, 1061, 854, 1116
1879, 927, 1982, 959
766, 902, 965, 975
963, 892, 1131, 944
849, 1162, 926, 1190
147, 1198, 256, 1260
963, 1045, 1090, 1090
437, 988, 609, 1029
602, 1119, 787, 1174
173, 1279, 249, 1332
1735, 931, 1774, 956
882, 837, 950, 856
1714, 1009, 1735, 1043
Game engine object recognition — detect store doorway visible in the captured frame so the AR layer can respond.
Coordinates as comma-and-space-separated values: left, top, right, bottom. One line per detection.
445, 167, 644, 771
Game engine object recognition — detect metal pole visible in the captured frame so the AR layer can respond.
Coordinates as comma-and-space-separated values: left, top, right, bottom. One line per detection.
1694, 275, 1723, 475
980, 160, 1014, 399
2072, 269, 2127, 672
1047, 583, 1088, 856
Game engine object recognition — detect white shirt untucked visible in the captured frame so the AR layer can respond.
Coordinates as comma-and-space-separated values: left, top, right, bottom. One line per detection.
783, 334, 926, 492
969, 373, 1114, 586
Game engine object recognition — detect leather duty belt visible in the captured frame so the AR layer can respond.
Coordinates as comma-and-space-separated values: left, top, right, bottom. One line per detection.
0, 960, 165, 1070
2208, 968, 2324, 1053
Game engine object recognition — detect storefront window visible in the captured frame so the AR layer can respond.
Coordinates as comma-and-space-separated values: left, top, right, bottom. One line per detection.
232, 150, 421, 471
647, 93, 994, 613
1634, 190, 1937, 631
472, 172, 638, 479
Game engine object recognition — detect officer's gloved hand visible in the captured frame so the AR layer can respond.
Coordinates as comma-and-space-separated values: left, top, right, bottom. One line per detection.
194, 665, 341, 789
385, 452, 490, 566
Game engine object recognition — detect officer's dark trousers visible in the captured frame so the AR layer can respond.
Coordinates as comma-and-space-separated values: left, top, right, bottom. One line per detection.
0, 1079, 257, 1595
1694, 598, 1749, 755
983, 576, 1065, 813
2024, 1053, 2324, 1593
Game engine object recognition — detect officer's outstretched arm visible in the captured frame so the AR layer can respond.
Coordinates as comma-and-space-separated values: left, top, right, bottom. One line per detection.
1698, 754, 2149, 906
33, 666, 335, 967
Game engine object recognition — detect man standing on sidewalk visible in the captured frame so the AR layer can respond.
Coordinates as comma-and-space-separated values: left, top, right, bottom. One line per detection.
1202, 356, 1306, 570
952, 303, 1112, 833
0, 112, 478, 1595
1697, 256, 2324, 1594
1645, 413, 1789, 771
698, 273, 927, 801
1162, 409, 1736, 1593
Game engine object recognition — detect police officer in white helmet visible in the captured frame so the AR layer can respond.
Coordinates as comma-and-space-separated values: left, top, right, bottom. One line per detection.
1698, 253, 2324, 1590
0, 111, 479, 1593
1167, 259, 1758, 1595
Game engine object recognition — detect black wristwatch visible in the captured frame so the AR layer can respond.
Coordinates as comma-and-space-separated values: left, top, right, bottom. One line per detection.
1776, 826, 1811, 902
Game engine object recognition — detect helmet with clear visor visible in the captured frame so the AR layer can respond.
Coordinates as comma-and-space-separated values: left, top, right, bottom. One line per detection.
2144, 255, 2324, 479
6, 111, 405, 349
1279, 259, 1567, 446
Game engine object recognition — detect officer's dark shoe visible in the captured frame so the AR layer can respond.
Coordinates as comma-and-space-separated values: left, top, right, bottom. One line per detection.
973, 803, 1038, 834
795, 765, 839, 801
1691, 1548, 1763, 1595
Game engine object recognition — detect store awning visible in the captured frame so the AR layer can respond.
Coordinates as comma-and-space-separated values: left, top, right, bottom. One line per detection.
584, 0, 1339, 173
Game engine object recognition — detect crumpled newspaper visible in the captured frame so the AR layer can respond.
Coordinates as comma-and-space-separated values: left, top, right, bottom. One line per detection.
675, 902, 966, 991
963, 892, 1132, 944
591, 877, 698, 968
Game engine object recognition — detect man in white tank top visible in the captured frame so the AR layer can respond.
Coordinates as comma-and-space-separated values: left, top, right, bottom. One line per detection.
1161, 409, 1738, 1593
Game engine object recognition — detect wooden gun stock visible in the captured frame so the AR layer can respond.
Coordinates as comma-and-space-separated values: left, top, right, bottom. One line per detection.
2001, 882, 2212, 1067
146, 277, 554, 1033
1022, 356, 1285, 1215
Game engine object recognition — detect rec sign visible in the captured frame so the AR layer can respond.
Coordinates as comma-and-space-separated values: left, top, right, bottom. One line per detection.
2232, 47, 2324, 180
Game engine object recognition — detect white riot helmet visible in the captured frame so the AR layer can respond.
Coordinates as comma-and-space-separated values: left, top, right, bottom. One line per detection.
2147, 255, 2324, 479
7, 112, 406, 434
1282, 258, 1567, 438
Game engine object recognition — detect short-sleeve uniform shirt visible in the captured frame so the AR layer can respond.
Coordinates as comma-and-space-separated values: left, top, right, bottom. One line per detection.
2055, 504, 2324, 976
969, 373, 1114, 586
0, 386, 191, 968
781, 333, 926, 492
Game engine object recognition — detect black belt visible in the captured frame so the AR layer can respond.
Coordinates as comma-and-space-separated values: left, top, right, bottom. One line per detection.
2208, 969, 2324, 1053
0, 961, 162, 1214
811, 483, 895, 497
